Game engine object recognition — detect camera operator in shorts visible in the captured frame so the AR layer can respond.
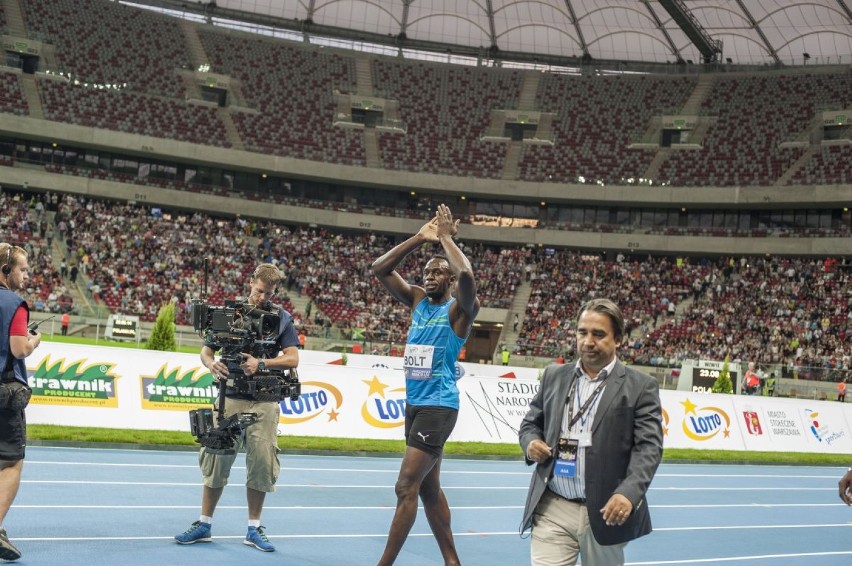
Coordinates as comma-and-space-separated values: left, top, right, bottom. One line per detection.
0, 243, 42, 562
175, 263, 299, 552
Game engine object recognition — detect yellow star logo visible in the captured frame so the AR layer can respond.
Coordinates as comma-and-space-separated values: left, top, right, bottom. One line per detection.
363, 375, 390, 398
662, 425, 669, 436
327, 408, 340, 422
723, 428, 730, 438
681, 398, 698, 415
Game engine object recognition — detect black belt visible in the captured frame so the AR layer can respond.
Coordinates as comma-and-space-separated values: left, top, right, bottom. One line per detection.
548, 490, 586, 505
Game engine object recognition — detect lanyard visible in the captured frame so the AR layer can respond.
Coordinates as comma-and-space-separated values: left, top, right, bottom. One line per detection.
565, 369, 608, 431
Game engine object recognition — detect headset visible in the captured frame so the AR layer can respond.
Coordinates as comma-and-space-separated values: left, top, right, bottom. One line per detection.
1, 245, 13, 276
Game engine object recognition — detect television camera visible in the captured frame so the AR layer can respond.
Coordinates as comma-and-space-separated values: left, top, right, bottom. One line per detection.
187, 298, 301, 454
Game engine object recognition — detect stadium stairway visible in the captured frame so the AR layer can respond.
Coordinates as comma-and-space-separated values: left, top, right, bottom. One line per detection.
19, 74, 44, 119
499, 277, 532, 351
2, 0, 26, 37
285, 292, 309, 319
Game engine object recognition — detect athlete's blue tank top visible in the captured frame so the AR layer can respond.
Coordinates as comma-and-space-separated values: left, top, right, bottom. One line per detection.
403, 297, 466, 409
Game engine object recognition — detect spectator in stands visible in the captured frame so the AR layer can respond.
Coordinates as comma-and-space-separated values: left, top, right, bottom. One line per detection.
838, 378, 847, 403
371, 204, 479, 566
174, 263, 299, 553
742, 362, 760, 395
514, 313, 520, 331
519, 298, 663, 566
0, 243, 43, 562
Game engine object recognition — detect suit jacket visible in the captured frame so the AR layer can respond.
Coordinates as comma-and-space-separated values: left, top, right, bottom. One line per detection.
519, 361, 663, 545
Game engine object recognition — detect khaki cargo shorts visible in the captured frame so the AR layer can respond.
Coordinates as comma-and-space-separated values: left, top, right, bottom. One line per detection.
199, 398, 281, 492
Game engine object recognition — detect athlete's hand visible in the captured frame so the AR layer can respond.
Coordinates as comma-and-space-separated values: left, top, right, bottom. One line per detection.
434, 204, 459, 240
417, 215, 440, 243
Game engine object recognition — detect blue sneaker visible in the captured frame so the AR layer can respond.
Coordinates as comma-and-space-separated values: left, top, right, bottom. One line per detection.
244, 526, 275, 552
175, 521, 212, 544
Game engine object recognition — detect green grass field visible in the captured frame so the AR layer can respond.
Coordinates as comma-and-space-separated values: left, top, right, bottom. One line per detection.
26, 335, 851, 466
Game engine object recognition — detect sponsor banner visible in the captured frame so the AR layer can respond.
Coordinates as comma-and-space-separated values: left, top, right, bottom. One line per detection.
662, 390, 852, 453
29, 354, 120, 408
661, 390, 738, 449
140, 364, 216, 411
24, 343, 852, 451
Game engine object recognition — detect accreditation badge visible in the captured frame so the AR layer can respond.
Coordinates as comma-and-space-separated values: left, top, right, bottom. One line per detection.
553, 438, 579, 478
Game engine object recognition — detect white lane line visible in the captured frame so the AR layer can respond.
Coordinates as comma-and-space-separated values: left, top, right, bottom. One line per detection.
11, 503, 849, 510
652, 486, 836, 491
7, 531, 520, 542
21, 480, 526, 489
25, 461, 528, 474
627, 550, 852, 564
13, 504, 524, 510
20, 480, 842, 492
26, 461, 846, 480
654, 523, 852, 531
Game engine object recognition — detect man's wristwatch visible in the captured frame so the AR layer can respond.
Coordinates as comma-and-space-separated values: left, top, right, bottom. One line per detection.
257, 359, 266, 372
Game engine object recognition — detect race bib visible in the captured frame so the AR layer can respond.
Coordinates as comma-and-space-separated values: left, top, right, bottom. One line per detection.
403, 344, 435, 380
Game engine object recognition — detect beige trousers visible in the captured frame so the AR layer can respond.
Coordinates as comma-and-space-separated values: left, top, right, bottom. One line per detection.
531, 490, 627, 566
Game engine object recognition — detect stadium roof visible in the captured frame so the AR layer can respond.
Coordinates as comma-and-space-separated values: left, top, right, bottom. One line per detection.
158, 0, 852, 68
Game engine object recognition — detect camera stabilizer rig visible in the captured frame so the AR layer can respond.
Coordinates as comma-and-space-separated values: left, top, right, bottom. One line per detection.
189, 376, 259, 455
187, 287, 301, 454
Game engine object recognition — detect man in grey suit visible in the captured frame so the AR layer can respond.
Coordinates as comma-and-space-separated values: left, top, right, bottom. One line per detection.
519, 298, 663, 565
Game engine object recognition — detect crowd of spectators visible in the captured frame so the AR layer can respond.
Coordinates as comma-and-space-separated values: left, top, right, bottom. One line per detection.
515, 250, 711, 358
0, 191, 75, 314
6, 189, 852, 382
633, 257, 852, 378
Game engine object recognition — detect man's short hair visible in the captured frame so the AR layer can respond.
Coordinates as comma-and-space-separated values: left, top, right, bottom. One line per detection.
0, 243, 26, 273
252, 263, 282, 287
427, 255, 450, 268
578, 298, 625, 342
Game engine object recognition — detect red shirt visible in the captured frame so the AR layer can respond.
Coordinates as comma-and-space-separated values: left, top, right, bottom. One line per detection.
745, 370, 760, 388
10, 306, 28, 336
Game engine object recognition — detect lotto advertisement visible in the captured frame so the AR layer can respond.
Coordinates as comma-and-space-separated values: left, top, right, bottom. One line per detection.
24, 342, 852, 451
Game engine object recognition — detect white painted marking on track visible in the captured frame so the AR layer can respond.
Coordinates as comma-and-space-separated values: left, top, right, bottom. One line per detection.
21, 480, 526, 489
626, 550, 852, 564
26, 460, 529, 475
13, 504, 524, 510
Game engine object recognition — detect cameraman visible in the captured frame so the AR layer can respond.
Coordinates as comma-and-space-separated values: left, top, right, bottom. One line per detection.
175, 263, 299, 553
1, 243, 42, 562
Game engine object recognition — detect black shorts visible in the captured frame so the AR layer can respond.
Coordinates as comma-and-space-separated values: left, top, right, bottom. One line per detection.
404, 405, 458, 457
0, 408, 26, 461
